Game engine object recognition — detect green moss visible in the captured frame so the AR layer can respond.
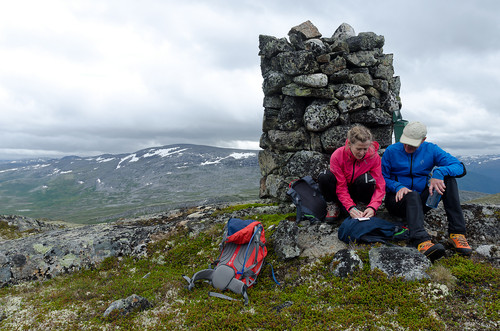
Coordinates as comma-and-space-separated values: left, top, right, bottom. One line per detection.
0, 220, 23, 240
211, 202, 278, 217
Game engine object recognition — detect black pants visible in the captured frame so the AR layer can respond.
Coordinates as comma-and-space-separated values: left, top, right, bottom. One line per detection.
317, 170, 375, 211
385, 177, 466, 246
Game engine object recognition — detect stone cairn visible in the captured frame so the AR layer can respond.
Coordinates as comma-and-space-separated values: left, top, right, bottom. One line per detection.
258, 21, 402, 201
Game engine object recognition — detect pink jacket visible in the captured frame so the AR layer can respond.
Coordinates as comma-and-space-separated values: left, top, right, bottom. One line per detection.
329, 140, 386, 212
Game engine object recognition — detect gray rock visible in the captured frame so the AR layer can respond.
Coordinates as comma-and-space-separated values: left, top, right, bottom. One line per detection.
0, 218, 180, 287
476, 245, 500, 259
345, 51, 379, 67
320, 56, 346, 75
333, 84, 365, 100
288, 21, 322, 49
263, 95, 284, 109
369, 247, 431, 281
373, 63, 395, 80
260, 174, 290, 201
281, 151, 329, 178
278, 51, 319, 76
293, 73, 328, 88
332, 23, 356, 40
262, 71, 291, 96
272, 220, 301, 260
370, 126, 394, 149
331, 249, 363, 277
282, 84, 336, 99
103, 294, 152, 317
296, 223, 347, 259
350, 108, 392, 125
258, 35, 293, 58
337, 96, 370, 113
346, 32, 384, 52
303, 99, 339, 132
350, 72, 374, 86
267, 128, 310, 152
277, 96, 307, 131
258, 149, 292, 177
304, 39, 328, 56
320, 125, 351, 153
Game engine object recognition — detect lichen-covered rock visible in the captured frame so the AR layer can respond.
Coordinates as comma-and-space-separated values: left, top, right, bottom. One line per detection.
272, 220, 301, 260
281, 150, 329, 178
333, 83, 366, 100
303, 100, 340, 132
369, 247, 431, 281
103, 294, 152, 317
262, 71, 291, 96
293, 73, 328, 88
320, 125, 351, 153
267, 129, 310, 151
350, 108, 392, 125
331, 23, 356, 40
278, 51, 319, 76
331, 249, 363, 277
258, 35, 293, 59
346, 32, 385, 52
288, 20, 322, 50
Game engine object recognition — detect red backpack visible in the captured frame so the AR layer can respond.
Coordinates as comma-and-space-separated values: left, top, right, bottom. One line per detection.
183, 218, 267, 305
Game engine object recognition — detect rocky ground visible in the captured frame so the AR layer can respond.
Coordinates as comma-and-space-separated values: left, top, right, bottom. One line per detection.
1, 201, 498, 287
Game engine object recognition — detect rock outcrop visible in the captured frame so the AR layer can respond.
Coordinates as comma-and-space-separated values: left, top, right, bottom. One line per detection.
258, 21, 401, 201
1, 201, 497, 287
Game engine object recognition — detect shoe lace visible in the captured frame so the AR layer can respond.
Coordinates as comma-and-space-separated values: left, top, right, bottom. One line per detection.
452, 234, 469, 248
418, 241, 433, 251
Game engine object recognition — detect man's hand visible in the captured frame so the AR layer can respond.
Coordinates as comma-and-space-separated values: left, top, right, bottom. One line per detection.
396, 187, 412, 202
429, 178, 446, 195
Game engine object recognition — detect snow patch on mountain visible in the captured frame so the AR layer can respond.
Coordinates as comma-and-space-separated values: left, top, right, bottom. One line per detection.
143, 147, 187, 158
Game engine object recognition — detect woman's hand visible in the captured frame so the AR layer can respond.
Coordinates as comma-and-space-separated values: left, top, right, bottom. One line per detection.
361, 208, 375, 218
349, 207, 364, 219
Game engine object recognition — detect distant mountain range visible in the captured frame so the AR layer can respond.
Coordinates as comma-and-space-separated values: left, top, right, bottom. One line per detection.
0, 145, 498, 224
457, 154, 500, 194
0, 144, 260, 224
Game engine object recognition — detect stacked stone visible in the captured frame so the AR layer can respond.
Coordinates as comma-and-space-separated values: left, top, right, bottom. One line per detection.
258, 21, 401, 200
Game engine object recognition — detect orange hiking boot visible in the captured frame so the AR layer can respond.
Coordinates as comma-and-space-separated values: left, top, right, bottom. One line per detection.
448, 234, 472, 256
417, 240, 445, 262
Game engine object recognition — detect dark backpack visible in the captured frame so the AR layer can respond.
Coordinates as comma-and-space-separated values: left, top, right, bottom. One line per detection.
287, 175, 327, 223
183, 218, 267, 305
338, 216, 409, 244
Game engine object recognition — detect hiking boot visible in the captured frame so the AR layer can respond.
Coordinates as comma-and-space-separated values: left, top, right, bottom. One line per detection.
448, 234, 472, 256
325, 202, 340, 223
417, 240, 445, 261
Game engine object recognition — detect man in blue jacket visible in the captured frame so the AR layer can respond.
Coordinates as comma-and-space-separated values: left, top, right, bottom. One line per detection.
382, 121, 471, 261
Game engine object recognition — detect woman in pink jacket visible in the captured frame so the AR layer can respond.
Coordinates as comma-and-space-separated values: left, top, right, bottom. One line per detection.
318, 125, 386, 221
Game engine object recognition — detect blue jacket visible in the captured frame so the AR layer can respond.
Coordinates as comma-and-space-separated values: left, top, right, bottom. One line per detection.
382, 141, 465, 194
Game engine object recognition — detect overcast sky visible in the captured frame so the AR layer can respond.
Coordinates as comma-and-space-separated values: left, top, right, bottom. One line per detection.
1, 0, 499, 159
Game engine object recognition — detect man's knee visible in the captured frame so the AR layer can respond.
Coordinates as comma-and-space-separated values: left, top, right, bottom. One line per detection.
404, 191, 421, 205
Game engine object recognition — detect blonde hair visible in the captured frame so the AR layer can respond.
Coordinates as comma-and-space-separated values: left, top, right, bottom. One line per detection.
347, 125, 373, 144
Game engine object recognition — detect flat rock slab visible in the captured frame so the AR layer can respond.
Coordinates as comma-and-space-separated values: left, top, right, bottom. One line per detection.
369, 246, 431, 281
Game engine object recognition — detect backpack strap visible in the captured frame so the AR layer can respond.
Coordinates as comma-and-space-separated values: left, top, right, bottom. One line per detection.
183, 268, 214, 290
209, 284, 249, 305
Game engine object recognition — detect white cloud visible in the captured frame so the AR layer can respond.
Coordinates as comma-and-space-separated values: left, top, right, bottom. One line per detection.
0, 0, 499, 158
